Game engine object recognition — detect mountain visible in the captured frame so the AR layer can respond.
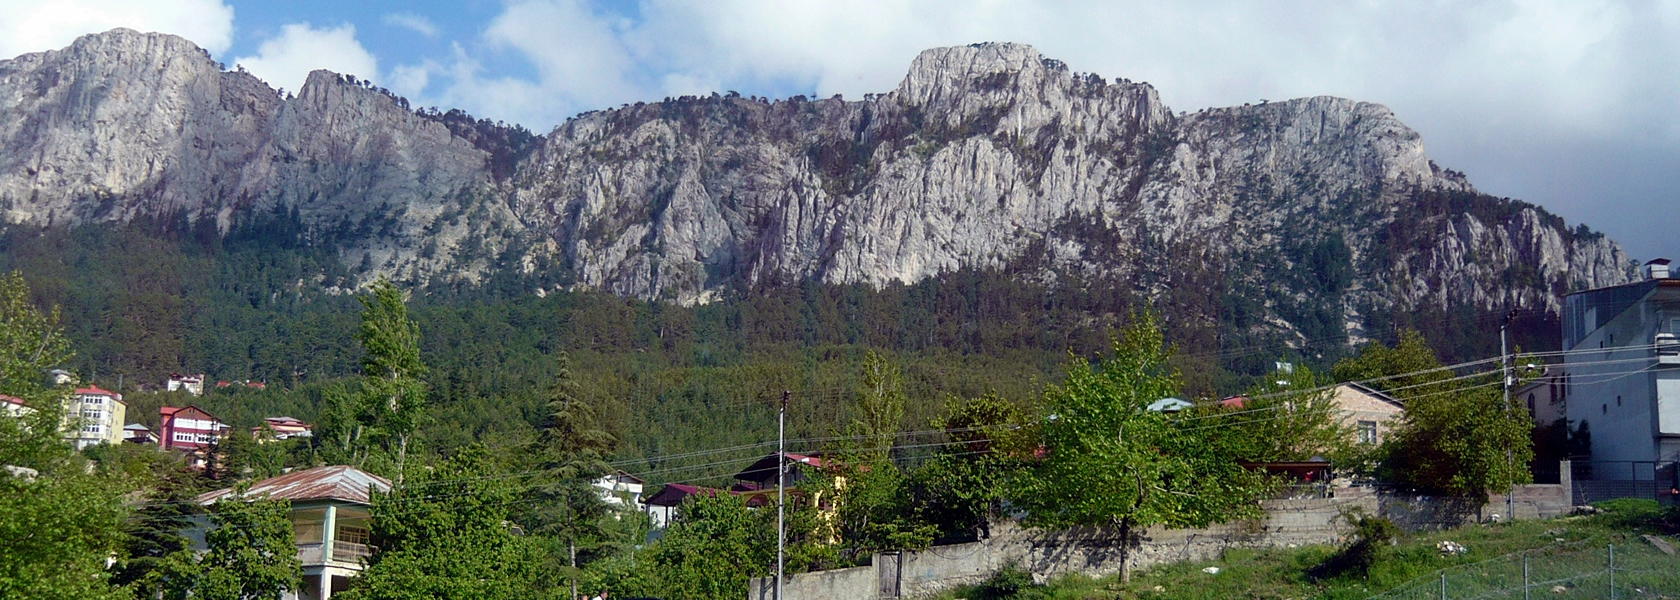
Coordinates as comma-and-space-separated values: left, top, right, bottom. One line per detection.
0, 30, 1636, 351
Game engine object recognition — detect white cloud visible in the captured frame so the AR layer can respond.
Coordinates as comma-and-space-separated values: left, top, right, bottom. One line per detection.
383, 12, 440, 38
233, 23, 379, 95
0, 0, 234, 59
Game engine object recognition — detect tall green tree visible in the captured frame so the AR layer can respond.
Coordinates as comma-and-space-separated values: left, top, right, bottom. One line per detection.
1203, 363, 1355, 466
526, 351, 616, 600
911, 393, 1034, 542
340, 446, 543, 600
0, 271, 128, 600
853, 350, 906, 459
1334, 330, 1534, 497
354, 278, 427, 481
643, 493, 774, 600
1016, 313, 1269, 581
194, 496, 302, 600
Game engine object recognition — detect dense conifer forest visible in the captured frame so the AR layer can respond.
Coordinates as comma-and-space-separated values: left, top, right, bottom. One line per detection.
0, 214, 1561, 483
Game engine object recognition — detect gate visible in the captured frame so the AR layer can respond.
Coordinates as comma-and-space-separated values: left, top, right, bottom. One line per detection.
876, 551, 902, 598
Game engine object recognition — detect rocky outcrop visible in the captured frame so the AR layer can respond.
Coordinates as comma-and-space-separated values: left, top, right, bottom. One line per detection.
0, 32, 1638, 343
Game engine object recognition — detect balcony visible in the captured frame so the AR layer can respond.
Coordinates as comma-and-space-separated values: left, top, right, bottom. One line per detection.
332, 541, 370, 563
297, 543, 325, 565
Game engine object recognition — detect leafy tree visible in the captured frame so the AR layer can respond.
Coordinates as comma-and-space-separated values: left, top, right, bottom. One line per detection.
353, 278, 428, 481
214, 424, 290, 481
853, 350, 906, 458
1015, 313, 1269, 581
1335, 330, 1534, 497
911, 393, 1034, 542
340, 445, 543, 600
643, 493, 774, 600
1202, 363, 1355, 467
194, 496, 302, 600
0, 271, 127, 600
0, 271, 73, 400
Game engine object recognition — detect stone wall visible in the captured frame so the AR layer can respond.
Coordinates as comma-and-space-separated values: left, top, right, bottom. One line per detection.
749, 564, 874, 600
749, 478, 1574, 600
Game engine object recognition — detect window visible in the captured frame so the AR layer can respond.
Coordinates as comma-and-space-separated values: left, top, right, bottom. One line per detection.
81, 409, 102, 419
1357, 421, 1379, 445
1617, 395, 1622, 407
82, 396, 103, 405
293, 508, 326, 544
173, 433, 194, 442
82, 424, 102, 434
1527, 394, 1535, 414
1603, 404, 1608, 415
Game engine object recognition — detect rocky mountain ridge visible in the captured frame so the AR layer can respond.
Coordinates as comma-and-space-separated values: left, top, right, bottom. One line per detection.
0, 30, 1637, 347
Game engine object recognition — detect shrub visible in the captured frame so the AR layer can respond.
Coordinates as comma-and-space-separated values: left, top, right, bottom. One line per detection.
973, 565, 1038, 600
1310, 509, 1399, 580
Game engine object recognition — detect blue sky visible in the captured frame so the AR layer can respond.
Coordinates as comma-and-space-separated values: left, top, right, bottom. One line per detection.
3, 1, 1678, 262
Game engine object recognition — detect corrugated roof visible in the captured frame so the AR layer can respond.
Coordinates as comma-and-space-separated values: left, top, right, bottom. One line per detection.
197, 465, 391, 506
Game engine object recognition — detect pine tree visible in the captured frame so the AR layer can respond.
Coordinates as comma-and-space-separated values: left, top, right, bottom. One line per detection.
531, 351, 615, 600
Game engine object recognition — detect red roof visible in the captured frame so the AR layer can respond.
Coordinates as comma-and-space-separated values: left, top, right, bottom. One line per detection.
197, 465, 392, 506
162, 405, 219, 423
1, 394, 27, 407
76, 386, 117, 396
1219, 396, 1249, 409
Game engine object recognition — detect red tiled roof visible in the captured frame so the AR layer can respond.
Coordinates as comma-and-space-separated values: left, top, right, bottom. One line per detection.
197, 465, 392, 506
75, 386, 117, 396
1, 394, 26, 406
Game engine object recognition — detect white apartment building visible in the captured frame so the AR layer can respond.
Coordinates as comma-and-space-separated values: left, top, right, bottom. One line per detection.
69, 387, 126, 449
1561, 258, 1680, 472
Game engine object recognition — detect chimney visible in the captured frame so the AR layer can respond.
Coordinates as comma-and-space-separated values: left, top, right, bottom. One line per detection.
1645, 258, 1672, 280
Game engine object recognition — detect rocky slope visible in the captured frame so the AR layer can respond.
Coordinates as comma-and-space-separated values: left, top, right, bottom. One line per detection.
0, 31, 1637, 346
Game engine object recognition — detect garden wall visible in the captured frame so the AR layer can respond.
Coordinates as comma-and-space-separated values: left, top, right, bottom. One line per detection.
748, 475, 1574, 600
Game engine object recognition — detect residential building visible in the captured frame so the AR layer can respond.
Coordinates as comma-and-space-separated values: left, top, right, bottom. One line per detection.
642, 483, 717, 529
733, 452, 827, 489
1145, 397, 1194, 413
1561, 258, 1680, 470
593, 471, 645, 508
1329, 382, 1404, 446
123, 423, 159, 444
160, 406, 227, 451
1516, 369, 1566, 428
1, 394, 30, 417
69, 387, 126, 449
166, 373, 206, 396
47, 369, 74, 386
254, 416, 313, 441
197, 466, 391, 600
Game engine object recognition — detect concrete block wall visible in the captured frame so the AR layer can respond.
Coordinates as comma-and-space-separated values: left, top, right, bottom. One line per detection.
753, 479, 1574, 599
749, 564, 873, 600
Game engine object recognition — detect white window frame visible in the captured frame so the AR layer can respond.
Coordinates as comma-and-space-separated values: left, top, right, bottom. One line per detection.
1356, 420, 1379, 445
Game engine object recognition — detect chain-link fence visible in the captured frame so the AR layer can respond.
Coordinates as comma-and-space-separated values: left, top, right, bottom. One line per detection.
1368, 539, 1680, 599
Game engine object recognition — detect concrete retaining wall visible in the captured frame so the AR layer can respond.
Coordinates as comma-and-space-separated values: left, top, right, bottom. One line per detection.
750, 480, 1574, 599
749, 564, 873, 600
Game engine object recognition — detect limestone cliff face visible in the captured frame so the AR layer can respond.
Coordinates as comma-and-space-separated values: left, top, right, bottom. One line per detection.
0, 32, 1637, 342
0, 28, 511, 277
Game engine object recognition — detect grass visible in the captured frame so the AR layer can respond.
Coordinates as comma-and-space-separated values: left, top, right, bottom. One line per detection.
934, 499, 1680, 600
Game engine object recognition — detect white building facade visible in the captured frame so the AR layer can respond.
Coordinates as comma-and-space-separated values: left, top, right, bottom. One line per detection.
1562, 259, 1680, 473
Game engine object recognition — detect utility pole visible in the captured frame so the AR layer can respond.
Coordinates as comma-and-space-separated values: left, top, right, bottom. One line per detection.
777, 390, 788, 600
1502, 312, 1515, 522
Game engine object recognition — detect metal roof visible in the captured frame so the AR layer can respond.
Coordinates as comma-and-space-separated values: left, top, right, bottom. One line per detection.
197, 465, 392, 506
